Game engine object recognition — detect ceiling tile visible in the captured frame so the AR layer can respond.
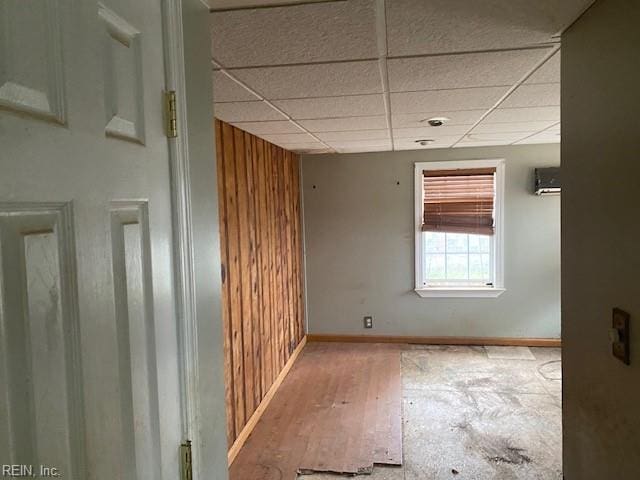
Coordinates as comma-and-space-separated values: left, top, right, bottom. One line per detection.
260, 132, 317, 144
273, 94, 385, 119
277, 141, 328, 149
386, 0, 594, 56
338, 147, 393, 153
393, 125, 471, 138
473, 132, 535, 142
209, 0, 336, 9
525, 50, 560, 84
231, 120, 304, 135
326, 139, 392, 151
388, 48, 551, 92
230, 61, 382, 99
316, 130, 389, 142
298, 116, 388, 132
394, 136, 463, 150
484, 106, 560, 123
471, 121, 555, 134
390, 87, 508, 114
514, 131, 561, 144
453, 141, 514, 148
392, 110, 485, 128
214, 101, 287, 122
213, 71, 259, 102
210, 0, 377, 67
461, 132, 533, 143
499, 83, 560, 108
277, 142, 332, 153
292, 148, 334, 154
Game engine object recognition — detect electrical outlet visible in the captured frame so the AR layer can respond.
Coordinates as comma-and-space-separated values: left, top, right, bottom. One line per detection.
611, 308, 630, 365
364, 316, 373, 329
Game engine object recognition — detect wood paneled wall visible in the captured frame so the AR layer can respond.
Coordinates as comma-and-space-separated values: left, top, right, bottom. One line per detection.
215, 119, 306, 448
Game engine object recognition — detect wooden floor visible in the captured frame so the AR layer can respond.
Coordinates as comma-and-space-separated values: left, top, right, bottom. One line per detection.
229, 342, 403, 479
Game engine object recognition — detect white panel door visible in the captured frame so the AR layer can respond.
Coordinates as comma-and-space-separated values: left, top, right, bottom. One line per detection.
0, 1, 182, 478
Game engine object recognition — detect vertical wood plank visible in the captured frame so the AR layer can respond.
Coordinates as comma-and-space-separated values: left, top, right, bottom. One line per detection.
273, 145, 286, 369
255, 137, 272, 397
288, 153, 300, 343
234, 127, 255, 417
215, 120, 236, 445
265, 143, 279, 384
292, 154, 306, 341
222, 121, 246, 435
283, 150, 295, 356
245, 132, 262, 407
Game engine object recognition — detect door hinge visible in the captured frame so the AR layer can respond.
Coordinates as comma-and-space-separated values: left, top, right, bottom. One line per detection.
180, 440, 193, 480
165, 90, 178, 138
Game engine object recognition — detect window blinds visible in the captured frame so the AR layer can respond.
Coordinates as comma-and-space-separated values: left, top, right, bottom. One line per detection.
422, 167, 496, 236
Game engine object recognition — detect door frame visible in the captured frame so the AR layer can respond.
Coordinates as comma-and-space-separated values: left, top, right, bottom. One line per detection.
162, 0, 224, 478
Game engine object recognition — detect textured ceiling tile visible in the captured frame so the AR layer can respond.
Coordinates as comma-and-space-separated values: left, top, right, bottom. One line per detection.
484, 106, 560, 123
316, 130, 389, 142
231, 61, 382, 99
388, 48, 551, 92
394, 136, 462, 150
298, 116, 388, 132
293, 148, 334, 154
471, 121, 555, 134
214, 101, 287, 122
392, 110, 485, 128
393, 125, 471, 138
390, 87, 508, 114
277, 141, 328, 149
213, 71, 259, 102
338, 146, 393, 153
453, 140, 514, 148
463, 132, 533, 141
231, 120, 304, 135
274, 94, 385, 119
386, 0, 594, 56
209, 0, 335, 8
459, 132, 533, 145
260, 132, 317, 144
525, 50, 560, 84
210, 0, 377, 67
514, 131, 561, 144
499, 83, 560, 108
275, 141, 333, 153
326, 139, 392, 150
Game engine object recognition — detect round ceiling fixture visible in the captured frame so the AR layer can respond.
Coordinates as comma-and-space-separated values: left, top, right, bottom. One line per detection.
422, 116, 450, 127
415, 139, 435, 146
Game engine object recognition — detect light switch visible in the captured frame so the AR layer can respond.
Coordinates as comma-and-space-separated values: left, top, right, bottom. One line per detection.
611, 308, 630, 365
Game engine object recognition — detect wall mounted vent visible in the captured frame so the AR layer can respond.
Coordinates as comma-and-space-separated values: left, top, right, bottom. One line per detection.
534, 167, 561, 195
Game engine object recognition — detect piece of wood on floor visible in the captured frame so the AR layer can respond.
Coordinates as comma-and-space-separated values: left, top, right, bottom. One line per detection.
229, 342, 403, 479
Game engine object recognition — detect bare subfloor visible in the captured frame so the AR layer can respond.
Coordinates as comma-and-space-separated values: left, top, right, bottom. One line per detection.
299, 345, 562, 480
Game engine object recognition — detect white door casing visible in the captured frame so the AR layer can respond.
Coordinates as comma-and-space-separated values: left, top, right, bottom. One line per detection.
0, 0, 197, 478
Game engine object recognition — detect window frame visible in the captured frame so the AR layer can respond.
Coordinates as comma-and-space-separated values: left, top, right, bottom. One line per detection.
414, 159, 506, 298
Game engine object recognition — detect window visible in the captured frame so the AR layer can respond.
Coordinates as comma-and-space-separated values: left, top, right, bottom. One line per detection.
423, 232, 492, 286
414, 159, 505, 298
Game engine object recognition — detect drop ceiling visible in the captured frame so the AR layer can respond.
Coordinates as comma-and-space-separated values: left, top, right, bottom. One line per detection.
210, 0, 592, 154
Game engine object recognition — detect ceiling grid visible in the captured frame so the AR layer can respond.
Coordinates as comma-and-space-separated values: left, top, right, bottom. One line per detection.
210, 0, 593, 154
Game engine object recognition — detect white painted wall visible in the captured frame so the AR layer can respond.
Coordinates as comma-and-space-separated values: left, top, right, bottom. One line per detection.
301, 144, 560, 338
562, 0, 640, 477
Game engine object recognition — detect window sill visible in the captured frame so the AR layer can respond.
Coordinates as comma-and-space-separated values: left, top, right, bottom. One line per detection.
415, 287, 506, 298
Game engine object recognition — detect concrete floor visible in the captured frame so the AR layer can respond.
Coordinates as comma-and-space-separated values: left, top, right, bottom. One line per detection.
299, 345, 562, 480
